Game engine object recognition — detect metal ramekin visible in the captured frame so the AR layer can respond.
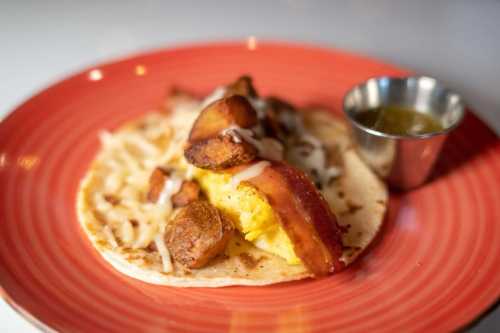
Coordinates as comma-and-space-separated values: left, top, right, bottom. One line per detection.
343, 76, 465, 190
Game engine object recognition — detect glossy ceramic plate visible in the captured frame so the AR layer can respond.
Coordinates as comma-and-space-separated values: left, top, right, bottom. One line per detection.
0, 41, 499, 333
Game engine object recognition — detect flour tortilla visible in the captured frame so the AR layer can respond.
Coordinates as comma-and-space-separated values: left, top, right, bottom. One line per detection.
77, 94, 387, 287
303, 109, 388, 263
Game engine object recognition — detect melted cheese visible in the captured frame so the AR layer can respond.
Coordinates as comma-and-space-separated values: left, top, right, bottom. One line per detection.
230, 161, 270, 189
154, 234, 173, 273
103, 225, 118, 248
158, 176, 183, 206
221, 125, 284, 161
282, 114, 342, 186
94, 114, 176, 250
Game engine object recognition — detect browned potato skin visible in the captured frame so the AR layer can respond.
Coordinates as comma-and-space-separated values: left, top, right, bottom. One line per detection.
224, 76, 258, 98
185, 135, 257, 171
185, 95, 259, 170
188, 95, 258, 143
165, 201, 234, 269
147, 167, 170, 203
171, 181, 201, 207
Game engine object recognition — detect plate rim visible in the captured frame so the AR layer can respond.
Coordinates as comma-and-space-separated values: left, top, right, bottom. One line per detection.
0, 40, 499, 333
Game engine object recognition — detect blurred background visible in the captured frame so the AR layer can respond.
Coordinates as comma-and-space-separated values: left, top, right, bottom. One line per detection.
0, 1, 498, 332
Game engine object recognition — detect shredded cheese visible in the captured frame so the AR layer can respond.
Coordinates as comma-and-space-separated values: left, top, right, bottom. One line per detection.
221, 125, 284, 161
154, 234, 173, 273
103, 225, 118, 248
281, 112, 343, 187
230, 161, 270, 189
185, 164, 196, 180
158, 176, 183, 206
92, 112, 190, 250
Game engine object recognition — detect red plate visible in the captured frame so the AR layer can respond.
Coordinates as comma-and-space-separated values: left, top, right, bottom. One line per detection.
0, 41, 499, 332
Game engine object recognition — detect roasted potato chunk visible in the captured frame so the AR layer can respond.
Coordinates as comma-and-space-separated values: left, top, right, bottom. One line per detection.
147, 167, 170, 203
224, 75, 258, 98
185, 95, 259, 170
188, 95, 258, 143
171, 180, 201, 207
185, 135, 257, 170
165, 201, 234, 269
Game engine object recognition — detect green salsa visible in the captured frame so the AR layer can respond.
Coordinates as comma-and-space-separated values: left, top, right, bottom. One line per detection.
354, 106, 443, 136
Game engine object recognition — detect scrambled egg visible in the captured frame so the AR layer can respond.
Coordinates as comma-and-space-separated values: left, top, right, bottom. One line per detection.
195, 170, 301, 264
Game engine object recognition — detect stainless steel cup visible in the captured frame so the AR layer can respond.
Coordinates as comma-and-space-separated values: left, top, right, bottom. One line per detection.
343, 76, 465, 190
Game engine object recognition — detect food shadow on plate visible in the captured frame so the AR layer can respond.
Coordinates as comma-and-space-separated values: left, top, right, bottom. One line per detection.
428, 110, 499, 183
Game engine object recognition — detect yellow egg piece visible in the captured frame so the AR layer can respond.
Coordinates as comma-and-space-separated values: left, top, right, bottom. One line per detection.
195, 169, 301, 265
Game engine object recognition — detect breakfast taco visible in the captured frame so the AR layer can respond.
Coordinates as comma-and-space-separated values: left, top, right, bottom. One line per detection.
77, 76, 387, 287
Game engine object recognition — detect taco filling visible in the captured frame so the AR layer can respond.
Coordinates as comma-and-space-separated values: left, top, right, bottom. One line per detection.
77, 76, 387, 286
